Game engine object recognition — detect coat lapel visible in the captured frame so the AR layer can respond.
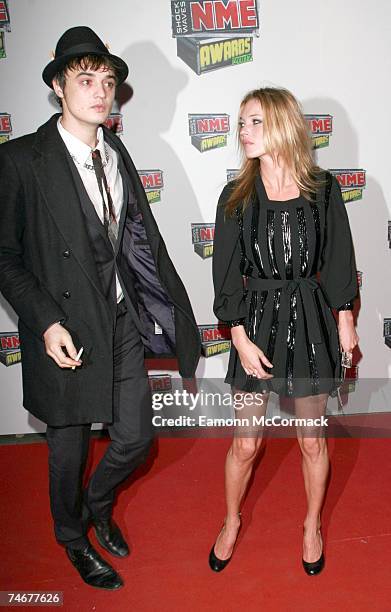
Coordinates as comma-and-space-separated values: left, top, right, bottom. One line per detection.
103, 127, 160, 252
114, 154, 130, 256
31, 114, 109, 305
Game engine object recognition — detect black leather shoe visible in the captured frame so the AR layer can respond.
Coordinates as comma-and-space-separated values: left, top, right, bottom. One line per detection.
302, 552, 325, 576
209, 545, 233, 572
209, 515, 241, 573
93, 518, 129, 558
66, 544, 123, 589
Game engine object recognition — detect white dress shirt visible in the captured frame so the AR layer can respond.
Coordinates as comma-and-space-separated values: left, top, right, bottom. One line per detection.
57, 118, 124, 302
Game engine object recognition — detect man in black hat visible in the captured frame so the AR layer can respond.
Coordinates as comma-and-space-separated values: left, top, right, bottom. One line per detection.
0, 26, 200, 589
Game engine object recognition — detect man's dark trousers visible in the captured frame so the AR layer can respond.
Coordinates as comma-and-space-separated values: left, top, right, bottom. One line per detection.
46, 298, 154, 549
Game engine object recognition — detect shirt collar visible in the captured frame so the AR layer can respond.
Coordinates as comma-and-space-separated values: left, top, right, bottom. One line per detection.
57, 117, 107, 167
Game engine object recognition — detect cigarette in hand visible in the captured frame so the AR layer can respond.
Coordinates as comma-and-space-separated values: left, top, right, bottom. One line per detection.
72, 347, 84, 371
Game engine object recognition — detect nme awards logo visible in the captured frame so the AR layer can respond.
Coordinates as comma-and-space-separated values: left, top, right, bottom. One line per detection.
384, 319, 391, 350
356, 271, 363, 289
171, 0, 259, 75
0, 112, 12, 144
104, 112, 123, 136
0, 0, 10, 32
305, 115, 333, 149
0, 0, 10, 58
0, 31, 5, 59
329, 169, 366, 203
191, 222, 214, 258
138, 170, 164, 204
149, 374, 172, 393
198, 323, 231, 357
0, 332, 20, 367
189, 113, 230, 152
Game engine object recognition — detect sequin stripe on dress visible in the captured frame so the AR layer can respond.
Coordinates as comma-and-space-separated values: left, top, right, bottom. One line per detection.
297, 207, 309, 276
250, 197, 267, 277
246, 289, 268, 343
265, 288, 282, 369
266, 209, 280, 279
246, 290, 258, 341
285, 292, 297, 395
302, 298, 320, 394
309, 201, 321, 276
281, 210, 293, 279
236, 207, 253, 276
244, 289, 268, 393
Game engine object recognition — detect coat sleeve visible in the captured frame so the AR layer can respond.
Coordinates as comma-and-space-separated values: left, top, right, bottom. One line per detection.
0, 146, 66, 338
212, 184, 247, 323
319, 175, 358, 309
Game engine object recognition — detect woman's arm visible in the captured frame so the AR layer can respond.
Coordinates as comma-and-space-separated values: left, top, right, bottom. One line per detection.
338, 310, 359, 353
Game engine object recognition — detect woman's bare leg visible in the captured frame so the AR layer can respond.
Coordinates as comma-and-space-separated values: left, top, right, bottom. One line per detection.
295, 393, 329, 563
214, 390, 268, 560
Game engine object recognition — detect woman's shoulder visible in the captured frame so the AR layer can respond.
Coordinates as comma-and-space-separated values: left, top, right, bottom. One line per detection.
310, 168, 338, 205
315, 168, 339, 188
218, 179, 237, 206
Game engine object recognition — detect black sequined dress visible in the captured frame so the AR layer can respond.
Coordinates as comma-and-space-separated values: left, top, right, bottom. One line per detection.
212, 172, 358, 398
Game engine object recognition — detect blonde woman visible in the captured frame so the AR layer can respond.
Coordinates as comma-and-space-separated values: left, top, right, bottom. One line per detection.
210, 88, 359, 575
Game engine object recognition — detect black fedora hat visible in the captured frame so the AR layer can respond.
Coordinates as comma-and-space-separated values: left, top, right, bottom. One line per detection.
42, 26, 129, 88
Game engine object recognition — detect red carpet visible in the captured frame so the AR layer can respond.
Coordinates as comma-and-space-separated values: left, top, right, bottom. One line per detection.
1, 437, 390, 611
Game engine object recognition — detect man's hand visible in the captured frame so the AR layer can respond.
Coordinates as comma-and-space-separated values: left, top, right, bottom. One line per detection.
43, 322, 82, 369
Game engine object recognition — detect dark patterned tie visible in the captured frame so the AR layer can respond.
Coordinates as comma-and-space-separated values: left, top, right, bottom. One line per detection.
91, 149, 118, 248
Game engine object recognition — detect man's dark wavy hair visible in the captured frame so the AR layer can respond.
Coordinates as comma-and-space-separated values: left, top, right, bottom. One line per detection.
53, 54, 122, 107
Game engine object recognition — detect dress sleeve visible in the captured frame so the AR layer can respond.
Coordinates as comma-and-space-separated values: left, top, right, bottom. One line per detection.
319, 175, 358, 309
212, 185, 247, 323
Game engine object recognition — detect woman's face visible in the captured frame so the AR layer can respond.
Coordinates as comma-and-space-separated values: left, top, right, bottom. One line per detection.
239, 98, 265, 159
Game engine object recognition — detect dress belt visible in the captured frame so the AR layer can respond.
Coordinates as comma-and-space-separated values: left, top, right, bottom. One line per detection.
246, 275, 322, 344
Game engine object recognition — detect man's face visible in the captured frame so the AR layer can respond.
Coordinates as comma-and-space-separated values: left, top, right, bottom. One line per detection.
53, 65, 116, 128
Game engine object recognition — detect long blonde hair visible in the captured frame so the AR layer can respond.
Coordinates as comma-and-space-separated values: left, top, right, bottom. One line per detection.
226, 87, 322, 216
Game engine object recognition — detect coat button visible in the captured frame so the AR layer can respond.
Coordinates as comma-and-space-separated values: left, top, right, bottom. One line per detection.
62, 291, 71, 299
62, 250, 70, 258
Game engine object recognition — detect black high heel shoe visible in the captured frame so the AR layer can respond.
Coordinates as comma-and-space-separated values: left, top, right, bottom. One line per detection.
302, 552, 324, 576
302, 528, 324, 576
208, 514, 241, 573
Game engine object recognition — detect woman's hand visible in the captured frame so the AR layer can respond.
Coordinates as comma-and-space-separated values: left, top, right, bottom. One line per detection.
338, 311, 359, 353
231, 326, 273, 379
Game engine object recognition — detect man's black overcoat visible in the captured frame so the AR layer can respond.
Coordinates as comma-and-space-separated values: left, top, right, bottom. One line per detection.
0, 114, 200, 426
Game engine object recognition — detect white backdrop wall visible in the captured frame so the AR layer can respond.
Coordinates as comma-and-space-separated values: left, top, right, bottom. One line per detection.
0, 0, 390, 434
